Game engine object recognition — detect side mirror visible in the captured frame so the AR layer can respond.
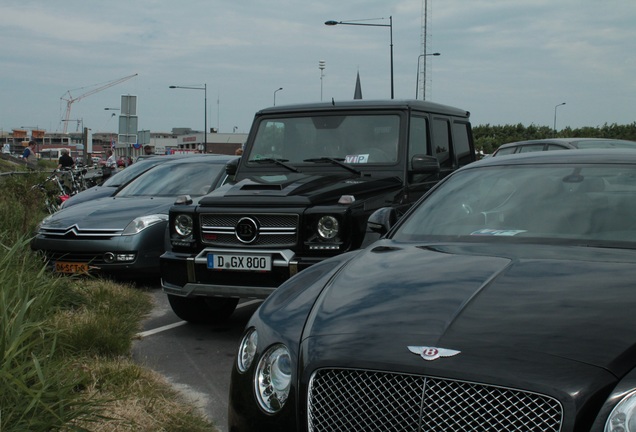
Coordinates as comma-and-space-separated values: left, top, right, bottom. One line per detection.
411, 154, 440, 173
225, 158, 239, 176
367, 207, 398, 236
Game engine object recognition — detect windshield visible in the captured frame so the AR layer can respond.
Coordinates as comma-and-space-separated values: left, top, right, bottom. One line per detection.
247, 114, 400, 165
102, 158, 162, 187
394, 164, 636, 245
116, 161, 224, 197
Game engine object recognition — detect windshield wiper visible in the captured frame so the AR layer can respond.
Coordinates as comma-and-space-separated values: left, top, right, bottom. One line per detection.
304, 157, 361, 175
250, 158, 300, 173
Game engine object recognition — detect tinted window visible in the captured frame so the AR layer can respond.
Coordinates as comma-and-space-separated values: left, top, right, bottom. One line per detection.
408, 116, 428, 164
518, 145, 545, 153
432, 118, 451, 168
248, 114, 400, 165
547, 144, 569, 151
452, 121, 472, 166
494, 147, 516, 156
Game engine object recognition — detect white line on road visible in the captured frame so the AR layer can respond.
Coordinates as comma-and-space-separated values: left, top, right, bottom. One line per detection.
136, 299, 263, 339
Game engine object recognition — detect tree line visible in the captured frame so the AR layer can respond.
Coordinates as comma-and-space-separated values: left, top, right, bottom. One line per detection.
473, 122, 636, 155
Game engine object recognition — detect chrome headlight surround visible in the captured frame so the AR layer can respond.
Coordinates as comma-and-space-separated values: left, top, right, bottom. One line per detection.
237, 328, 258, 373
254, 344, 292, 414
316, 215, 339, 240
605, 389, 636, 432
122, 214, 168, 235
174, 214, 194, 237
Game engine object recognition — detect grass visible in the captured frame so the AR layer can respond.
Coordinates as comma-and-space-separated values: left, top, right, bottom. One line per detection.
0, 171, 219, 431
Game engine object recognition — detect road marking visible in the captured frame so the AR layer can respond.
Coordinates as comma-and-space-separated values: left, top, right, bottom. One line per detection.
136, 299, 263, 339
137, 321, 187, 338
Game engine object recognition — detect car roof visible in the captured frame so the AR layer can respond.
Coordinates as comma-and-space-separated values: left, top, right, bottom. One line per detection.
257, 99, 471, 118
467, 148, 636, 168
496, 137, 636, 150
155, 153, 237, 165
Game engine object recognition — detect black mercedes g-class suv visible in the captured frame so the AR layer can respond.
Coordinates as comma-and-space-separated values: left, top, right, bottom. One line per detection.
161, 99, 475, 323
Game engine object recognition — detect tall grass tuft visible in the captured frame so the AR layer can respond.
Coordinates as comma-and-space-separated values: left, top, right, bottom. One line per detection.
0, 168, 217, 431
0, 237, 102, 431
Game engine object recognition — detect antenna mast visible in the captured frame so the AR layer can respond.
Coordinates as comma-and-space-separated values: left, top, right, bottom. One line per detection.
419, 0, 429, 100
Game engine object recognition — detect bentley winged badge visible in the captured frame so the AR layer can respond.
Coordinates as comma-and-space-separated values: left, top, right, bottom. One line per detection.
408, 346, 461, 361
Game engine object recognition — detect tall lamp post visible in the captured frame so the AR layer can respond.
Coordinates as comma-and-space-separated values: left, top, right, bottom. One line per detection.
170, 84, 207, 152
415, 52, 440, 100
325, 16, 394, 99
553, 102, 566, 136
273, 87, 283, 106
318, 60, 326, 101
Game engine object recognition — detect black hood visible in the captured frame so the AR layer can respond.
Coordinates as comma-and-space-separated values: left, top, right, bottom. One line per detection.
303, 241, 636, 377
199, 172, 403, 206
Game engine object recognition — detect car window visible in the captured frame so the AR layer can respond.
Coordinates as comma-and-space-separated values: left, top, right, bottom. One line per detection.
493, 147, 516, 156
517, 144, 545, 153
247, 114, 400, 165
452, 121, 473, 166
546, 144, 569, 151
116, 162, 224, 197
102, 158, 161, 187
394, 164, 636, 245
431, 118, 451, 168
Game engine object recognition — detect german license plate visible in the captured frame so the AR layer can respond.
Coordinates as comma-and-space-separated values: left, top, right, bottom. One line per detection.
55, 261, 89, 274
207, 253, 271, 271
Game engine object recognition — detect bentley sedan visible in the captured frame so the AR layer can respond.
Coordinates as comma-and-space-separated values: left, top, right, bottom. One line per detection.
32, 154, 236, 278
229, 149, 636, 431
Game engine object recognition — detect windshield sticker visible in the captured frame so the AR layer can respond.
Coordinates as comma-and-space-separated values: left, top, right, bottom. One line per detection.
345, 154, 370, 164
470, 229, 527, 236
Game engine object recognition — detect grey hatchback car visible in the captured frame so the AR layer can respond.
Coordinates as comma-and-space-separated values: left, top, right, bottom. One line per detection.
32, 154, 236, 278
493, 137, 636, 156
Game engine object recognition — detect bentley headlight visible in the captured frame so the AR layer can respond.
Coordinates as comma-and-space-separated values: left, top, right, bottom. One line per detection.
237, 328, 258, 373
255, 344, 291, 413
317, 215, 339, 240
122, 214, 168, 235
174, 214, 193, 237
605, 390, 636, 432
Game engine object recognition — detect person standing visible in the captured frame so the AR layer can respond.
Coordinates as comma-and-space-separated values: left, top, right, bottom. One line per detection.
57, 148, 75, 170
22, 141, 37, 163
143, 145, 154, 156
102, 149, 117, 178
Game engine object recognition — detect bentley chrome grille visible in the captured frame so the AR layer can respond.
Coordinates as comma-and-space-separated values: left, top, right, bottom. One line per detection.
307, 369, 562, 432
199, 213, 298, 247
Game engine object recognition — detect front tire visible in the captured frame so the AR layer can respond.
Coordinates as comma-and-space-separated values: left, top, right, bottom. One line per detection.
167, 294, 238, 324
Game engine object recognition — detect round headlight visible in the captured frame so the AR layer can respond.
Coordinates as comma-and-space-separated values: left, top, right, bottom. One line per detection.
605, 390, 636, 432
255, 344, 292, 413
317, 215, 339, 240
174, 214, 193, 237
237, 328, 258, 373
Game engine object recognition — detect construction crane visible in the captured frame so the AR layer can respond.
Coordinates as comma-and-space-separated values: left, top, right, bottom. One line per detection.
60, 73, 138, 133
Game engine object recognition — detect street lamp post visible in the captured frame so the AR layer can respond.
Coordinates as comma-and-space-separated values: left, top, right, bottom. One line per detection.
554, 102, 566, 136
318, 60, 326, 101
325, 16, 394, 99
415, 52, 441, 100
274, 87, 283, 106
170, 84, 207, 152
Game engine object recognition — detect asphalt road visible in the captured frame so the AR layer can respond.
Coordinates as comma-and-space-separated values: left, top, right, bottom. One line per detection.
131, 285, 262, 432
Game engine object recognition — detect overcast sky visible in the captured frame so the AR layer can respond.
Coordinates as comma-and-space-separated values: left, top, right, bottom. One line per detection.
2, 0, 635, 136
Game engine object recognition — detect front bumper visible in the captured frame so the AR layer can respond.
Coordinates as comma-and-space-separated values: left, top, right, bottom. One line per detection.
160, 247, 323, 299
30, 229, 164, 276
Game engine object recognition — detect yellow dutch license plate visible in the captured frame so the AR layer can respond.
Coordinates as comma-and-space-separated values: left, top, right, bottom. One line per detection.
55, 261, 89, 274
